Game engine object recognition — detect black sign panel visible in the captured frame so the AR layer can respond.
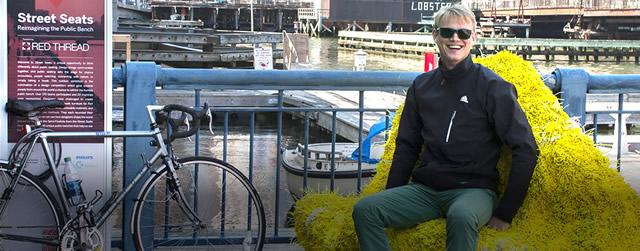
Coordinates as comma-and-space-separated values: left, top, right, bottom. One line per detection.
330, 0, 456, 23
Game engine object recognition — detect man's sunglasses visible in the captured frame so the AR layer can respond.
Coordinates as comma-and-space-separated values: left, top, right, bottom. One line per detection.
437, 27, 473, 40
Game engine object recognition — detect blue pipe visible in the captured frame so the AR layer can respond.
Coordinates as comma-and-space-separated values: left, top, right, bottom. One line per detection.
547, 68, 640, 94
113, 64, 640, 95
542, 68, 640, 125
156, 67, 418, 91
588, 74, 640, 93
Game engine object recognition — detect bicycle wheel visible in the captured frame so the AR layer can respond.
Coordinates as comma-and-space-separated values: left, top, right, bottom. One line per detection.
133, 156, 266, 251
0, 168, 63, 250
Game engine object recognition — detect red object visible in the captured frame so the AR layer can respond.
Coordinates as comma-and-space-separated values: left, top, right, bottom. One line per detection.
424, 51, 436, 72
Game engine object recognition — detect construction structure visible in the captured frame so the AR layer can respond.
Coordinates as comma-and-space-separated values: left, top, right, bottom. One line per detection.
116, 0, 313, 31
468, 0, 640, 39
115, 0, 640, 39
303, 0, 456, 34
289, 0, 640, 39
113, 0, 316, 67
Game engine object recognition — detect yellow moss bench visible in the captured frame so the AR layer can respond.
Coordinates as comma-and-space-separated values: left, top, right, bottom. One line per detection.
292, 52, 640, 250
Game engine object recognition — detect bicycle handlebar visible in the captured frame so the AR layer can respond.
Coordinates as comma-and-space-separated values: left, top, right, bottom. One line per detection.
157, 103, 210, 143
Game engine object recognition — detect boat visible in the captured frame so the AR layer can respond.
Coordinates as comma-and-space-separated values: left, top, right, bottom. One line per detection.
282, 141, 384, 199
283, 114, 392, 199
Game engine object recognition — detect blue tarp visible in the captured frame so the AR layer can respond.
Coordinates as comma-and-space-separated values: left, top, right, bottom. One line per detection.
350, 113, 395, 164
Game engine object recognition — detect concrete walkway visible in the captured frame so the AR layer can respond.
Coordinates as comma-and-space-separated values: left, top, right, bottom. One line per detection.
155, 243, 304, 251
613, 152, 640, 193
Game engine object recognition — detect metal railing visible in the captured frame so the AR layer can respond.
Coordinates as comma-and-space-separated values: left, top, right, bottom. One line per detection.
469, 0, 640, 10
112, 62, 418, 249
112, 63, 640, 248
546, 68, 640, 171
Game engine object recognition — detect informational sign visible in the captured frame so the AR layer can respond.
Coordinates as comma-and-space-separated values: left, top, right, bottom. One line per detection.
409, 0, 453, 23
254, 46, 273, 70
7, 0, 106, 143
353, 49, 367, 71
2, 0, 112, 249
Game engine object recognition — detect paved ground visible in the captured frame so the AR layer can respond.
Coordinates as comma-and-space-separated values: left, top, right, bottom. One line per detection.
613, 153, 640, 193
153, 243, 304, 251
117, 243, 304, 251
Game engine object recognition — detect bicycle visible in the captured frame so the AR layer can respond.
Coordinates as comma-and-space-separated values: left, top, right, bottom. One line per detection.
0, 99, 266, 250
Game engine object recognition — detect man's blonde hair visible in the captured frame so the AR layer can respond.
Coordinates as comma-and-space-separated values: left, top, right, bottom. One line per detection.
433, 4, 476, 29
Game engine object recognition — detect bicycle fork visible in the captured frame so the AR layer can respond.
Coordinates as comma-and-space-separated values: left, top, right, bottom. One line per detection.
131, 155, 205, 235
164, 160, 204, 228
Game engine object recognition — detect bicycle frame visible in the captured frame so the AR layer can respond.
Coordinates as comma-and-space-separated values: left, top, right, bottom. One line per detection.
0, 105, 203, 246
38, 130, 161, 224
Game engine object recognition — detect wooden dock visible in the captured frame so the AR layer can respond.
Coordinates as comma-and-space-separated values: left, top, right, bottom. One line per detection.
112, 30, 284, 67
338, 31, 640, 63
118, 1, 309, 32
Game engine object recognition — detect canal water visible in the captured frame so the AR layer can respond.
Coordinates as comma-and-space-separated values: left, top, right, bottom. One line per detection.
111, 37, 639, 233
306, 37, 640, 74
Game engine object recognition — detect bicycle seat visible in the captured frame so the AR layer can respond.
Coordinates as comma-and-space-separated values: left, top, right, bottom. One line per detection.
5, 99, 65, 116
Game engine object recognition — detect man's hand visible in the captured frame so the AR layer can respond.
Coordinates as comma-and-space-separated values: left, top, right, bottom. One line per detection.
487, 216, 510, 231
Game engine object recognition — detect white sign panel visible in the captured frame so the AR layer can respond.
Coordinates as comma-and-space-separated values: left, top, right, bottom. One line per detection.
2, 0, 112, 249
254, 47, 273, 70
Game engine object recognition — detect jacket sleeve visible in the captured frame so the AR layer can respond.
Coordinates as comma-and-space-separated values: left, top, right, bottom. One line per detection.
386, 83, 424, 189
487, 80, 539, 223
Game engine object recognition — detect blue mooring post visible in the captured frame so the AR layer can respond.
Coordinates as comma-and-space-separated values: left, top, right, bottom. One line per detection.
123, 62, 157, 250
551, 68, 640, 126
553, 68, 590, 125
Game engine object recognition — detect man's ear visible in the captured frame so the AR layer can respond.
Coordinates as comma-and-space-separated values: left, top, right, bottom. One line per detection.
432, 29, 438, 40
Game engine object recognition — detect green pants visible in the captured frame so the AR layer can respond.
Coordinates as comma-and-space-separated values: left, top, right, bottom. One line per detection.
352, 183, 496, 251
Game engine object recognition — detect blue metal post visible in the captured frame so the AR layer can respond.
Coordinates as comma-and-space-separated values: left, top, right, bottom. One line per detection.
357, 91, 364, 192
593, 114, 598, 142
303, 112, 310, 190
248, 112, 255, 230
274, 90, 284, 237
617, 94, 623, 172
221, 112, 229, 237
123, 62, 158, 250
554, 68, 590, 125
193, 89, 201, 239
330, 111, 337, 191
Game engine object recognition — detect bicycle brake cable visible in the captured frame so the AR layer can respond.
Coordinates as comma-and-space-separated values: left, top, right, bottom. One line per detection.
206, 108, 214, 136
183, 115, 192, 142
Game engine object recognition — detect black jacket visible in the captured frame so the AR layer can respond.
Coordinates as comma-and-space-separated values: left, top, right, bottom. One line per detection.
386, 56, 539, 223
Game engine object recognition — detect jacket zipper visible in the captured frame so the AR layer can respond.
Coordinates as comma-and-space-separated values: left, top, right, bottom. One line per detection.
445, 110, 457, 143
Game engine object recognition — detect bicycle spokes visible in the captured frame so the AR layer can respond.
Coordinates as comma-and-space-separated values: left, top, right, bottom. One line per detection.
133, 157, 265, 251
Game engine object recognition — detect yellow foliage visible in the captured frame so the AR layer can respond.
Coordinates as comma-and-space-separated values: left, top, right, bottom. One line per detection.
293, 51, 640, 250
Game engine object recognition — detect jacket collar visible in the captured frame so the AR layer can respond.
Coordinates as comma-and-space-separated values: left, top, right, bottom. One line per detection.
438, 55, 473, 80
